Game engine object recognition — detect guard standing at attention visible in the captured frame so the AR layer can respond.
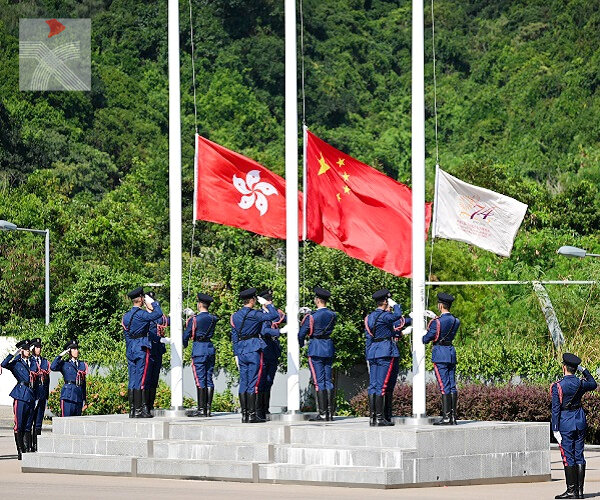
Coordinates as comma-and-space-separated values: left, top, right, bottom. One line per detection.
145, 291, 170, 413
122, 287, 163, 418
230, 287, 279, 423
51, 339, 88, 417
422, 292, 460, 426
183, 293, 218, 417
365, 289, 405, 427
258, 289, 286, 419
299, 286, 337, 422
552, 352, 597, 499
1, 339, 35, 460
28, 337, 50, 451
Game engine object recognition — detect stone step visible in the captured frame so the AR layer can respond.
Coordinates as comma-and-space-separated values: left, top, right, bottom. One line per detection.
51, 416, 167, 439
136, 457, 258, 481
22, 452, 133, 475
152, 440, 272, 462
288, 425, 420, 448
273, 443, 415, 468
259, 463, 406, 486
38, 435, 151, 457
168, 421, 287, 444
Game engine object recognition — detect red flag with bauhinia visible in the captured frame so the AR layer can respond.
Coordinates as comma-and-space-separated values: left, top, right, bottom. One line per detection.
195, 135, 302, 239
306, 131, 432, 277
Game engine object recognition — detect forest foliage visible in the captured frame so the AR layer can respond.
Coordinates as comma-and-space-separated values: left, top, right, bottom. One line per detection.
1, 0, 600, 384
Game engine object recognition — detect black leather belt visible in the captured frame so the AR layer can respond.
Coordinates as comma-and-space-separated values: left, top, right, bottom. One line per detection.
194, 340, 210, 343
312, 335, 331, 340
64, 381, 77, 385
434, 341, 453, 346
371, 337, 389, 343
563, 405, 582, 410
129, 334, 147, 340
17, 381, 31, 387
239, 334, 259, 341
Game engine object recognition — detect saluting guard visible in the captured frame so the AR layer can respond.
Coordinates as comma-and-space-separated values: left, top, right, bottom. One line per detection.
1, 339, 35, 460
422, 292, 460, 425
364, 289, 406, 426
299, 286, 337, 422
28, 337, 50, 451
51, 339, 88, 417
183, 293, 219, 417
122, 287, 163, 418
230, 287, 279, 423
552, 352, 597, 499
146, 291, 170, 412
258, 289, 286, 418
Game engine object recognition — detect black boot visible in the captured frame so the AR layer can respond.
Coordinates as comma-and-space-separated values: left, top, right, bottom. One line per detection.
375, 395, 393, 426
14, 432, 22, 461
128, 389, 135, 418
384, 392, 395, 425
188, 388, 202, 417
24, 431, 32, 452
309, 391, 328, 421
239, 393, 248, 423
326, 389, 335, 421
148, 387, 157, 412
31, 430, 38, 452
450, 392, 458, 425
368, 394, 376, 427
138, 390, 153, 418
248, 393, 265, 423
264, 390, 271, 415
206, 387, 214, 417
199, 387, 208, 417
577, 464, 585, 499
133, 389, 143, 418
256, 392, 266, 421
433, 394, 452, 425
555, 465, 578, 499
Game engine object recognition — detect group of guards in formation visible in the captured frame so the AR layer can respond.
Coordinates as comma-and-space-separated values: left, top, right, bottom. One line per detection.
2, 285, 596, 498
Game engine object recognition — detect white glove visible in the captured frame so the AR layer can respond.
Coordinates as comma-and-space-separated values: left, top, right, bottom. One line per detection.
299, 307, 312, 314
183, 307, 195, 317
578, 365, 585, 372
13, 349, 21, 356
257, 296, 267, 305
160, 337, 171, 344
408, 312, 414, 318
401, 326, 413, 336
424, 309, 437, 319
553, 431, 562, 444
387, 298, 397, 307
234, 356, 239, 370
60, 350, 69, 357
144, 294, 154, 306
279, 325, 288, 334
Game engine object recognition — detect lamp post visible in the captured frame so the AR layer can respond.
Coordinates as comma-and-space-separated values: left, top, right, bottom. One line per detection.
557, 246, 600, 259
0, 220, 50, 324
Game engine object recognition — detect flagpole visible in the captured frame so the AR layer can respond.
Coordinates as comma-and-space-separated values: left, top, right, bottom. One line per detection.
285, 0, 301, 414
411, 0, 427, 420
168, 0, 184, 412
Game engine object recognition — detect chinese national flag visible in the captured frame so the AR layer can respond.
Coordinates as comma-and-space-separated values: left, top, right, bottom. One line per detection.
195, 135, 302, 239
306, 131, 432, 277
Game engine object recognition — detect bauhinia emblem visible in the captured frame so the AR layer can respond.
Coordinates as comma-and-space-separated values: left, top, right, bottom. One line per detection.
232, 170, 278, 216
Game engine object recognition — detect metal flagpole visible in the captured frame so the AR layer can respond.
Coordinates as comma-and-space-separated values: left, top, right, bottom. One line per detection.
285, 0, 301, 415
168, 0, 184, 412
411, 0, 427, 420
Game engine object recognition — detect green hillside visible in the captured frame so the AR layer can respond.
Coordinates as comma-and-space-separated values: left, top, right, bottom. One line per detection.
1, 0, 599, 382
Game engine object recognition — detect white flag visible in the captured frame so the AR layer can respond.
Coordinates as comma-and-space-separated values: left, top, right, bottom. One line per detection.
433, 168, 528, 257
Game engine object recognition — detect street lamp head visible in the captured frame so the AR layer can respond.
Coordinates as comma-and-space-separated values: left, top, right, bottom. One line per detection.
0, 220, 17, 231
557, 246, 587, 258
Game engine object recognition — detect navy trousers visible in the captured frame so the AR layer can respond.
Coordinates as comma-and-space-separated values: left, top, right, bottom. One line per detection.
13, 399, 33, 432
128, 349, 152, 390
61, 399, 83, 417
433, 362, 457, 394
192, 354, 215, 389
148, 352, 163, 390
238, 351, 264, 394
308, 356, 333, 391
559, 429, 586, 466
368, 357, 397, 395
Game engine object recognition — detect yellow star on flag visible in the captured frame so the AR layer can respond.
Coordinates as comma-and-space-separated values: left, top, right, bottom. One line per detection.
343, 185, 351, 194
317, 153, 331, 175
342, 171, 350, 182
336, 158, 345, 168
336, 193, 341, 202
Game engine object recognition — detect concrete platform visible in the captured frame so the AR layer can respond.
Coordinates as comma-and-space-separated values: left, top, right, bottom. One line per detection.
21, 413, 551, 488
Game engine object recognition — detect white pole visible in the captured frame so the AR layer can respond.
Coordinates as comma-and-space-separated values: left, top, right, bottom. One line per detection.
168, 0, 183, 411
44, 229, 50, 325
285, 0, 300, 413
411, 0, 427, 419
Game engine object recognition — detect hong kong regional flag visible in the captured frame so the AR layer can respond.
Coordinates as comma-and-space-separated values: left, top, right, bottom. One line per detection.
195, 135, 301, 239
306, 131, 432, 277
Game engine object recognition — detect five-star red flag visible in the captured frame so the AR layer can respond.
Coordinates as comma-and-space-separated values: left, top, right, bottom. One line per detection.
195, 135, 301, 239
306, 131, 432, 277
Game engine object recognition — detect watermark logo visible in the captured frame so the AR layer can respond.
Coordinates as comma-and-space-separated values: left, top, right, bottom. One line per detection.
19, 18, 90, 91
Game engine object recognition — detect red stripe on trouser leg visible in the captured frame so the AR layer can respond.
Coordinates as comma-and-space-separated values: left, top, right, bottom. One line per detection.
433, 363, 445, 394
13, 400, 18, 431
61, 400, 64, 417
559, 444, 568, 466
308, 357, 319, 391
140, 349, 150, 390
191, 360, 201, 388
381, 359, 395, 396
255, 351, 264, 394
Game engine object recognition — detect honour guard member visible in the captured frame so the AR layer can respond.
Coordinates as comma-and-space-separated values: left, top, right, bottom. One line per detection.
28, 338, 50, 451
51, 339, 88, 417
552, 352, 597, 499
364, 289, 405, 426
258, 289, 286, 419
422, 292, 460, 425
183, 293, 218, 417
122, 287, 163, 418
230, 287, 279, 423
299, 286, 337, 422
145, 291, 170, 412
2, 339, 35, 460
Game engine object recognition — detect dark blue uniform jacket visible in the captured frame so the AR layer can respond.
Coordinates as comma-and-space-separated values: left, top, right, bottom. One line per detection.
150, 315, 169, 356
51, 357, 87, 403
184, 311, 218, 357
231, 305, 279, 356
122, 302, 164, 359
364, 305, 404, 360
422, 313, 460, 364
261, 310, 285, 362
30, 356, 51, 400
551, 369, 597, 432
1, 354, 35, 402
298, 307, 337, 358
